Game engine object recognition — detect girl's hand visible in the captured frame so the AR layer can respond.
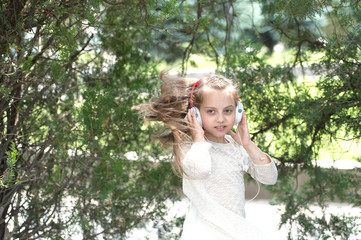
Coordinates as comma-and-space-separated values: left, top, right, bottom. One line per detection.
228, 111, 271, 164
228, 111, 252, 146
186, 109, 205, 142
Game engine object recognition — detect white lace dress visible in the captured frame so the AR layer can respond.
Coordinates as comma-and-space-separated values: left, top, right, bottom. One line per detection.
180, 135, 278, 240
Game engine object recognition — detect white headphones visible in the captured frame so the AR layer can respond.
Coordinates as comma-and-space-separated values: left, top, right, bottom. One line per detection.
189, 76, 244, 127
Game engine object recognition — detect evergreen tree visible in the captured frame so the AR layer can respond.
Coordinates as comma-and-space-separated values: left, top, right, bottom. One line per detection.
1, 0, 360, 239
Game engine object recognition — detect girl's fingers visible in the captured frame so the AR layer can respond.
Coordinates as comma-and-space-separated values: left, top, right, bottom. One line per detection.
228, 130, 236, 138
228, 129, 241, 144
190, 110, 195, 124
186, 109, 192, 123
237, 111, 247, 130
236, 111, 253, 145
186, 109, 196, 126
189, 109, 198, 125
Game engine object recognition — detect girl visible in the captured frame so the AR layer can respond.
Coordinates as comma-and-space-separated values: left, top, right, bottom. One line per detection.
136, 72, 278, 239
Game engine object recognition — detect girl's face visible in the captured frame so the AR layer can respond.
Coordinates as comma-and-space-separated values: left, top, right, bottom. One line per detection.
199, 87, 236, 143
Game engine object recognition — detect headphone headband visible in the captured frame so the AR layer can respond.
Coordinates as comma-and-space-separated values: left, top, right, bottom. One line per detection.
189, 75, 210, 108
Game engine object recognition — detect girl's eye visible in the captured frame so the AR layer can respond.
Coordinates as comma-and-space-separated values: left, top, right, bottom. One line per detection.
207, 110, 215, 114
225, 109, 233, 114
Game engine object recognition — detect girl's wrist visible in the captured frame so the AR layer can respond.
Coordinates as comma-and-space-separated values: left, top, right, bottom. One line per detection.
243, 141, 271, 164
242, 140, 254, 149
193, 135, 206, 142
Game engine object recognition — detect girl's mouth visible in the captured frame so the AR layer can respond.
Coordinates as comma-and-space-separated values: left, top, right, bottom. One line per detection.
215, 126, 226, 131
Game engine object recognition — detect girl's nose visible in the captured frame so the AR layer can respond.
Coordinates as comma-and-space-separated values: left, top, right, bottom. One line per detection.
216, 113, 225, 122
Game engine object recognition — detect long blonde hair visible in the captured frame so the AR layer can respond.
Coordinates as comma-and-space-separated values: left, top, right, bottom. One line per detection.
135, 71, 239, 177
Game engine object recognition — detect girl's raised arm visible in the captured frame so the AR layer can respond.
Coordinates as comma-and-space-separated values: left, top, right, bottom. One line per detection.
228, 111, 271, 165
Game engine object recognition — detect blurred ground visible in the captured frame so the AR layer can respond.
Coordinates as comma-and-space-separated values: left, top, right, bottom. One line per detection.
128, 192, 360, 239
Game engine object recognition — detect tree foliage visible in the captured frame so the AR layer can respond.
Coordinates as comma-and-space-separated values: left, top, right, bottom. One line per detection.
1, 0, 360, 239
222, 1, 361, 239
1, 0, 180, 239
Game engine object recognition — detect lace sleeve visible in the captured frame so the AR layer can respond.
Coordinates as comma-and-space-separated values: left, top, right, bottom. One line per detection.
246, 152, 278, 185
180, 142, 213, 179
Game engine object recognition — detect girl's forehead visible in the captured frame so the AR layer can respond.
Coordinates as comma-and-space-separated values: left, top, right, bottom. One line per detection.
201, 87, 236, 106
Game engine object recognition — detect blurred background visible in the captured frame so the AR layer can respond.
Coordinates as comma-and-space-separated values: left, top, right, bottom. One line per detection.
1, 0, 360, 239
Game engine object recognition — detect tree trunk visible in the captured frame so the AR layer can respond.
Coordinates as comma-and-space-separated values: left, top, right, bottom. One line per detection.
0, 191, 12, 240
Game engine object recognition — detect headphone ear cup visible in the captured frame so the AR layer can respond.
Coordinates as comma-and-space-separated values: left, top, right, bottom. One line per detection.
235, 101, 243, 124
191, 107, 202, 127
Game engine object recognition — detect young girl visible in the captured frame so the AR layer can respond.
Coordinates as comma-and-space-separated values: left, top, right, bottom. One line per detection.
136, 72, 278, 239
